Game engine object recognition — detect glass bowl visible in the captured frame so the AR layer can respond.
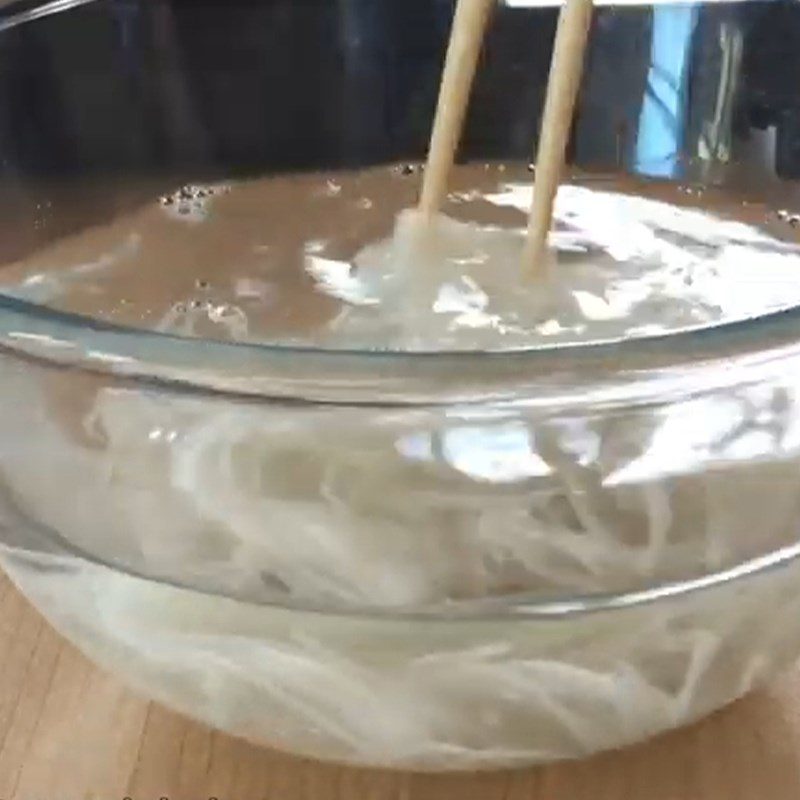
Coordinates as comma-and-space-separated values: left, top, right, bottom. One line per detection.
1, 0, 800, 772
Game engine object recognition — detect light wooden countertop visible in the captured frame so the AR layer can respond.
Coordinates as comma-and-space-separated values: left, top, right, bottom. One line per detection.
1, 570, 799, 800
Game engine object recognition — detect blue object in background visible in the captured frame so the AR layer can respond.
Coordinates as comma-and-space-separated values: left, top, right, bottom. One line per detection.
635, 3, 701, 178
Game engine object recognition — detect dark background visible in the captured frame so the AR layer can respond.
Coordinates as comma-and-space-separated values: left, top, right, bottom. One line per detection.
0, 0, 797, 177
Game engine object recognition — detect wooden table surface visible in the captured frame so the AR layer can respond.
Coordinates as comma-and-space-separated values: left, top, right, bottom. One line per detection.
1, 571, 799, 800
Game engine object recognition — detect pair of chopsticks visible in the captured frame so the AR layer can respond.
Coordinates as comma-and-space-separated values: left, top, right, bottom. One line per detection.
418, 0, 594, 277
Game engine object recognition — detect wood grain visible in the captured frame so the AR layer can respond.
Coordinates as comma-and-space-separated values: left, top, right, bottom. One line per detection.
1, 569, 799, 800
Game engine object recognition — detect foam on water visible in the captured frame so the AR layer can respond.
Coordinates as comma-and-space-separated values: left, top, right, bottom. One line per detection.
316, 183, 800, 351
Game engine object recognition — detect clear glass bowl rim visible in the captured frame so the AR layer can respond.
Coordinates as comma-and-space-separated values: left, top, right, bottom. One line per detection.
5, 293, 800, 618
3, 292, 800, 405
